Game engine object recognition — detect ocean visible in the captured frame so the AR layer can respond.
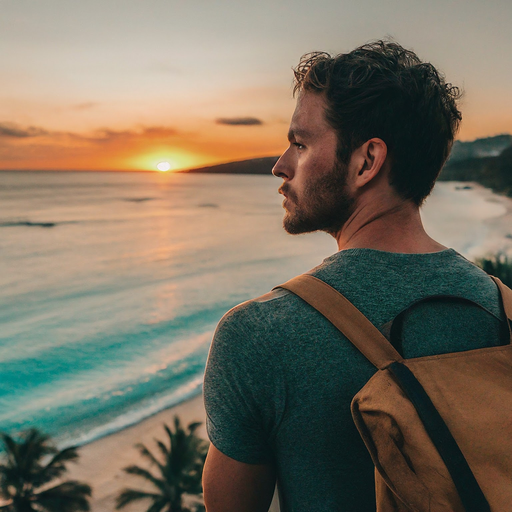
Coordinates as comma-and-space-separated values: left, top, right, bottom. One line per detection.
0, 171, 507, 447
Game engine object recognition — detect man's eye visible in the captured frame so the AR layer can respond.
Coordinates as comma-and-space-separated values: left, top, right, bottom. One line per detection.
293, 142, 305, 149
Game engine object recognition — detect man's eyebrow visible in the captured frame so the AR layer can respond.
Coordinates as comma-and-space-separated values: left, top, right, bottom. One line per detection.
288, 128, 312, 141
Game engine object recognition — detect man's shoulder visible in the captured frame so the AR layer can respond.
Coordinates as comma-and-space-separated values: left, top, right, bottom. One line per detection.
216, 285, 306, 337
214, 247, 502, 347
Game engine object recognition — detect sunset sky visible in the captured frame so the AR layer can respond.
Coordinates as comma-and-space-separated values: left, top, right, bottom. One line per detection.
2, 0, 511, 171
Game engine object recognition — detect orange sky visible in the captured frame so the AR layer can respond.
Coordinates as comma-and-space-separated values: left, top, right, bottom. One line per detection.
0, 121, 290, 172
1, 0, 511, 172
2, 94, 510, 172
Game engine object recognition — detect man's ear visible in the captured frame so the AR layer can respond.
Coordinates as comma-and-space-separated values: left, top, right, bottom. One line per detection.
350, 138, 388, 189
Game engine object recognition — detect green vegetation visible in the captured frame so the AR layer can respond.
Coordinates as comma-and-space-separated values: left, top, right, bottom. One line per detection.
116, 416, 208, 512
0, 428, 91, 512
476, 253, 512, 288
440, 143, 512, 198
448, 135, 512, 163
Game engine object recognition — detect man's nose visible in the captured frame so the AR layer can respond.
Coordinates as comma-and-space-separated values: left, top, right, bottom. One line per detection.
272, 148, 293, 180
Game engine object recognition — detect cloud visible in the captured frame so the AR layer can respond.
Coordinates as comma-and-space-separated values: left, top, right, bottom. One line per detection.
216, 117, 263, 126
0, 122, 179, 145
0, 123, 48, 138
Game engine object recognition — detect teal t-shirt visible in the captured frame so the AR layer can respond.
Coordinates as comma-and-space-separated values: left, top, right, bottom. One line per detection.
203, 248, 505, 511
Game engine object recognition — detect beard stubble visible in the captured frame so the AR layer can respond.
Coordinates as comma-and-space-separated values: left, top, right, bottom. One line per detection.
281, 159, 356, 236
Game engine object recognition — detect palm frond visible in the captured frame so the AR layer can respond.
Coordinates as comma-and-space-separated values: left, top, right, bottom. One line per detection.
0, 429, 91, 512
45, 446, 80, 467
0, 433, 21, 467
36, 480, 92, 512
135, 443, 164, 467
35, 446, 80, 487
155, 440, 169, 459
123, 465, 166, 492
119, 415, 207, 512
186, 422, 202, 435
116, 489, 163, 509
145, 499, 169, 512
22, 429, 56, 463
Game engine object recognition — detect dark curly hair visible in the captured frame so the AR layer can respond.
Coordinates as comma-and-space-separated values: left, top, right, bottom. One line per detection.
293, 41, 462, 206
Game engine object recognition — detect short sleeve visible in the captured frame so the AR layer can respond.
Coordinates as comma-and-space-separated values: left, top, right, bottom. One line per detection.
203, 304, 275, 464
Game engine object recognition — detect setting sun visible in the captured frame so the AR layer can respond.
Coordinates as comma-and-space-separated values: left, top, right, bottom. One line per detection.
157, 161, 172, 172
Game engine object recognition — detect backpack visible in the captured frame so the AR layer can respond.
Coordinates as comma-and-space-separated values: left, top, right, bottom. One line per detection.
278, 274, 512, 512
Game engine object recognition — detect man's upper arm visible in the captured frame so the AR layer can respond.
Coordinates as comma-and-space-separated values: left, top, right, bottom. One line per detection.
203, 304, 279, 510
203, 444, 276, 512
203, 305, 276, 464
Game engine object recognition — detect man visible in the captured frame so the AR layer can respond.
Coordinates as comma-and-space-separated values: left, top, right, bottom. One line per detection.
202, 41, 505, 511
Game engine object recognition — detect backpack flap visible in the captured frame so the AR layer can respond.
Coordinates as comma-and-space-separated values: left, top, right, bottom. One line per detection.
351, 361, 466, 511
352, 341, 512, 511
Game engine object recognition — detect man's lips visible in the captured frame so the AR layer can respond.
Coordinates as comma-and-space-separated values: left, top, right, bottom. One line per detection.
278, 185, 291, 199
279, 187, 296, 211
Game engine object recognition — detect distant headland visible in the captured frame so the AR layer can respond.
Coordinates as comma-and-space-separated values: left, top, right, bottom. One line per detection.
180, 156, 279, 175
180, 135, 512, 198
439, 134, 512, 197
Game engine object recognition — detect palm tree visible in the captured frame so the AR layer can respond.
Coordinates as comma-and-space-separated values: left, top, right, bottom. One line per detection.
476, 252, 512, 287
116, 416, 208, 512
0, 428, 91, 512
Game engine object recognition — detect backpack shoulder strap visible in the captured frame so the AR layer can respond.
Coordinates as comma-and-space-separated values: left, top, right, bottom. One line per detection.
490, 276, 512, 343
491, 276, 512, 317
275, 274, 402, 370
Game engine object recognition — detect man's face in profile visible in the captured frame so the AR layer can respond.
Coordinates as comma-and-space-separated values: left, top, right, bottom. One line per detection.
273, 92, 356, 235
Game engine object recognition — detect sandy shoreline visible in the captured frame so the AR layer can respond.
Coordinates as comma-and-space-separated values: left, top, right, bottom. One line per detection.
67, 393, 208, 512
476, 183, 512, 258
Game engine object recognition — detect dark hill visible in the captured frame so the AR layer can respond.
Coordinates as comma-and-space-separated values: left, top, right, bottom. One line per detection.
440, 143, 512, 197
180, 156, 279, 175
448, 134, 512, 162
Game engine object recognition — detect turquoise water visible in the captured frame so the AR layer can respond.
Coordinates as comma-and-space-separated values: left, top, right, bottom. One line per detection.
0, 171, 336, 447
0, 171, 507, 447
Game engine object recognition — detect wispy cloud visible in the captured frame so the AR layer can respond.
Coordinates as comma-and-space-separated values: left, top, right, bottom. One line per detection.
216, 117, 263, 126
0, 122, 179, 144
0, 123, 48, 138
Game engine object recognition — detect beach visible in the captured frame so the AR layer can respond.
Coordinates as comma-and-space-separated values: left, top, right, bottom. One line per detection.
473, 184, 512, 257
420, 182, 512, 260
3, 173, 512, 511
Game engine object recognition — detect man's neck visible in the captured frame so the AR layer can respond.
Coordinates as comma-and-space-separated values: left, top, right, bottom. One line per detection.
333, 200, 448, 254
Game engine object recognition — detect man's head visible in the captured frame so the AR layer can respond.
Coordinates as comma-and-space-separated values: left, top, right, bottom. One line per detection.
273, 40, 462, 235
275, 92, 356, 235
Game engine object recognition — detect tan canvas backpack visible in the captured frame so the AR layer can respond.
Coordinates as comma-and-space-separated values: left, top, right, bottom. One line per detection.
279, 274, 512, 512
